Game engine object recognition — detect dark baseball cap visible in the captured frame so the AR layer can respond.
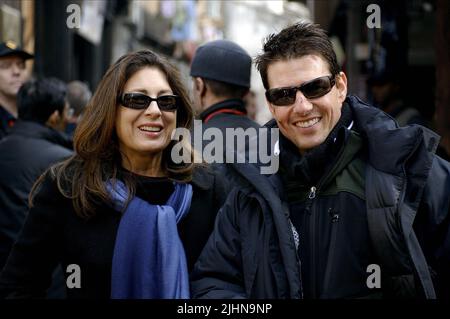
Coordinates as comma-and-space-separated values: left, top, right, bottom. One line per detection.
190, 40, 251, 88
0, 41, 34, 60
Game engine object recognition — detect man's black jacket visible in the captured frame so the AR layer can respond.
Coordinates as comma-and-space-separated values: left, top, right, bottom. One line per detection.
190, 96, 450, 299
0, 120, 73, 269
198, 99, 260, 135
196, 99, 260, 192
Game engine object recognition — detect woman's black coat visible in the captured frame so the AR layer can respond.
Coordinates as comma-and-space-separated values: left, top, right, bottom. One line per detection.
0, 166, 226, 299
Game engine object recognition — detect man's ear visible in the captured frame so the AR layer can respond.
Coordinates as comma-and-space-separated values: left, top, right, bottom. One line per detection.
336, 71, 348, 103
46, 110, 61, 128
197, 77, 210, 99
194, 77, 204, 95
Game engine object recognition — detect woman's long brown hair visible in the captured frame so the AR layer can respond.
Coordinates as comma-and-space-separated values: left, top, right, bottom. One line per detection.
30, 50, 195, 219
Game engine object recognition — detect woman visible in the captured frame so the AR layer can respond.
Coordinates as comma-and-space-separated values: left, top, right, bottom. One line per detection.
0, 50, 226, 299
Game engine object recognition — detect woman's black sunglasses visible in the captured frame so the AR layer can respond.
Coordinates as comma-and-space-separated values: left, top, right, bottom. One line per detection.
120, 92, 180, 111
265, 75, 336, 106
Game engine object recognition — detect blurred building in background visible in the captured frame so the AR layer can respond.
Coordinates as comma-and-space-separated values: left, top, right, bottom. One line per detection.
0, 0, 449, 154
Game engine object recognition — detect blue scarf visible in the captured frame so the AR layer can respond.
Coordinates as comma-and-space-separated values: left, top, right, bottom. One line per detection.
107, 180, 193, 299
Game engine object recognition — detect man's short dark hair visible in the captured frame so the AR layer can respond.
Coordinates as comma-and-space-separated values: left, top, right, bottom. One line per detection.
255, 22, 341, 90
203, 78, 249, 100
17, 77, 67, 124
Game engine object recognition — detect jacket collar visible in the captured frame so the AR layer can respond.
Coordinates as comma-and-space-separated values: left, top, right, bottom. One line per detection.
279, 102, 353, 186
346, 95, 439, 175
198, 99, 246, 122
0, 104, 15, 120
8, 120, 73, 149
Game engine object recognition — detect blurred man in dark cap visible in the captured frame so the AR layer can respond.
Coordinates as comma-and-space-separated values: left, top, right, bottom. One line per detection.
190, 40, 260, 191
0, 41, 34, 140
190, 39, 259, 137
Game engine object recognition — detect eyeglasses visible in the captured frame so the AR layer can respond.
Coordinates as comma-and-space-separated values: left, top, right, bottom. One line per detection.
265, 75, 336, 106
120, 92, 180, 111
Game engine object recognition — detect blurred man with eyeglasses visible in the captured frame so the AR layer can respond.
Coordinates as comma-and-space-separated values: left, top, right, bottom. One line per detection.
0, 41, 33, 141
191, 22, 450, 299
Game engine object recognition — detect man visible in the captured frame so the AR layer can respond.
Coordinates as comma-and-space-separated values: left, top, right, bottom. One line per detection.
190, 40, 260, 151
65, 80, 92, 137
0, 77, 72, 273
0, 41, 33, 140
368, 71, 450, 161
191, 23, 450, 299
368, 70, 426, 127
190, 40, 260, 190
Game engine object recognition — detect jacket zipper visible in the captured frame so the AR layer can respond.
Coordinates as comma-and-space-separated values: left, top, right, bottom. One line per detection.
306, 185, 318, 298
306, 182, 327, 297
302, 139, 347, 298
322, 209, 340, 296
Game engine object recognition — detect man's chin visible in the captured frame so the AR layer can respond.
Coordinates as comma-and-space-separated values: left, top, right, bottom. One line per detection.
296, 138, 326, 153
5, 89, 20, 97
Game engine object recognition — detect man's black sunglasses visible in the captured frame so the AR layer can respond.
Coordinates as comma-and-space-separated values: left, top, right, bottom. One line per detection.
265, 75, 336, 106
120, 92, 180, 111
